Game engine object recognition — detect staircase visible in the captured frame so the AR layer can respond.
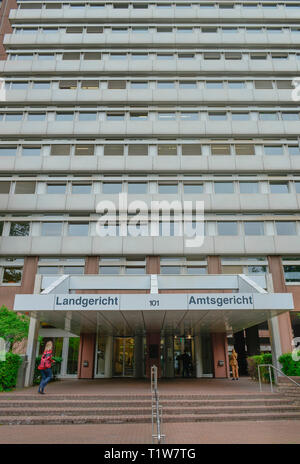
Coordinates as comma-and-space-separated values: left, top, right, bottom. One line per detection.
276, 376, 300, 402
1, 392, 300, 425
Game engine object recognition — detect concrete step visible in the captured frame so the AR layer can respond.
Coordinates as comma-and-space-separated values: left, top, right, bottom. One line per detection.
2, 411, 300, 425
1, 405, 299, 417
0, 398, 294, 409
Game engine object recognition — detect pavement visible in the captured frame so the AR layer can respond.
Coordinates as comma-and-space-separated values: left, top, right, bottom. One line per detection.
1, 377, 299, 444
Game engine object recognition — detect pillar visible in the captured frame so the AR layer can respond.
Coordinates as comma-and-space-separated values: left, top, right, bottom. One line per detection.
24, 312, 40, 387
211, 332, 230, 378
268, 256, 294, 354
164, 335, 174, 378
146, 256, 160, 274
77, 333, 96, 379
245, 325, 260, 356
60, 337, 69, 377
146, 333, 161, 378
104, 336, 113, 378
268, 312, 283, 381
194, 335, 203, 378
207, 256, 222, 274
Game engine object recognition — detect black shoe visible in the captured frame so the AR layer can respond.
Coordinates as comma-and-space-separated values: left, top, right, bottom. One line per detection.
38, 391, 45, 394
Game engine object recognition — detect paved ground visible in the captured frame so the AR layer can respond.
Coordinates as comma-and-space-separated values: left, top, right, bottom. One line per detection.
1, 377, 297, 444
1, 376, 276, 396
0, 421, 300, 444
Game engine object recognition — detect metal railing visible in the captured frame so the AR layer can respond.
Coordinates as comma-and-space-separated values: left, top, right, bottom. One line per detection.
258, 364, 300, 393
151, 365, 165, 444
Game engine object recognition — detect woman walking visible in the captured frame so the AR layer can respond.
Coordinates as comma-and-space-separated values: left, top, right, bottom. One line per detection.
229, 348, 239, 380
38, 340, 55, 394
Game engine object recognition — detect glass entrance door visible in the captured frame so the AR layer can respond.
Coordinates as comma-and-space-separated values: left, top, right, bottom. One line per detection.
174, 336, 194, 377
113, 337, 135, 377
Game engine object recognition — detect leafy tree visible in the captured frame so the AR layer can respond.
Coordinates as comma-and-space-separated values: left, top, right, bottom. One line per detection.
0, 305, 29, 349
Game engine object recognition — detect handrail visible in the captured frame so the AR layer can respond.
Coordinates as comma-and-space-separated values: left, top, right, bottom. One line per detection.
151, 365, 165, 444
258, 364, 300, 393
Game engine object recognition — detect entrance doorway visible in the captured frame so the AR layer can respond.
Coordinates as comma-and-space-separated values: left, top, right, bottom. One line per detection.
174, 336, 194, 377
113, 337, 135, 377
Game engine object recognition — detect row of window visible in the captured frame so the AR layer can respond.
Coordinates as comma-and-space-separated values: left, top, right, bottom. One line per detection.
8, 51, 300, 61
2, 255, 300, 284
0, 143, 299, 157
1, 110, 300, 122
1, 220, 300, 237
2, 180, 300, 195
4, 79, 294, 90
12, 26, 300, 34
17, 2, 300, 11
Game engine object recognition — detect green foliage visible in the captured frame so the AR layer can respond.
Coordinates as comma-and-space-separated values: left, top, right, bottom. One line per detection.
278, 352, 300, 376
0, 305, 29, 346
33, 356, 63, 385
0, 352, 22, 391
247, 353, 274, 383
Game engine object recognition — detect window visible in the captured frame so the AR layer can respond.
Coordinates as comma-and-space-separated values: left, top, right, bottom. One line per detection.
244, 222, 264, 236
288, 146, 300, 156
11, 82, 28, 90
15, 182, 36, 194
228, 81, 246, 89
217, 222, 238, 236
62, 53, 80, 60
38, 54, 55, 61
180, 113, 198, 121
22, 147, 41, 156
108, 81, 126, 89
99, 266, 120, 275
56, 113, 74, 121
59, 80, 77, 90
157, 82, 175, 89
6, 114, 22, 121
183, 184, 203, 194
158, 184, 178, 194
224, 53, 242, 60
66, 27, 82, 34
259, 113, 278, 121
214, 182, 234, 194
46, 184, 67, 194
282, 113, 299, 121
83, 52, 101, 61
128, 144, 148, 156
161, 266, 181, 275
72, 184, 92, 194
128, 183, 147, 194
211, 144, 231, 155
295, 182, 300, 193
239, 182, 259, 194
78, 112, 97, 121
204, 53, 221, 60
106, 113, 125, 121
132, 27, 148, 33
209, 113, 227, 121
157, 27, 173, 33
277, 81, 293, 89
41, 222, 62, 236
102, 183, 122, 194
157, 54, 174, 60
27, 113, 46, 121
264, 146, 283, 156
125, 267, 146, 275
130, 113, 148, 120
179, 81, 197, 89
235, 144, 255, 156
283, 265, 300, 283
68, 223, 89, 236
0, 147, 17, 156
74, 145, 94, 156
51, 145, 70, 156
182, 144, 202, 156
275, 222, 297, 235
130, 82, 148, 89
9, 222, 30, 237
81, 81, 99, 90
0, 182, 10, 194
110, 54, 127, 60
86, 27, 103, 34
206, 82, 223, 89
270, 182, 289, 194
2, 267, 22, 284
104, 145, 123, 156
158, 113, 176, 121
157, 145, 177, 156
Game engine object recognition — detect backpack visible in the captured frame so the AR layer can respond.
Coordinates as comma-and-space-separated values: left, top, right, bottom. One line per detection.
38, 351, 52, 370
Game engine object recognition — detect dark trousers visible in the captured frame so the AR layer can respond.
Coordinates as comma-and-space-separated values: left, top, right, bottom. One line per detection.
182, 365, 190, 377
39, 368, 52, 392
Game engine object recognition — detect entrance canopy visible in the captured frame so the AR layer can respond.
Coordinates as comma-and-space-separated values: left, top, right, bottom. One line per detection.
14, 273, 293, 337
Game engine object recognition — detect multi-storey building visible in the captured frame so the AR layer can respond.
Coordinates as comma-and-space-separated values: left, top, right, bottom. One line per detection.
1, 0, 300, 382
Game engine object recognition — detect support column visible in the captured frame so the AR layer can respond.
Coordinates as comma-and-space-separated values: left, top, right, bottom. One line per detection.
268, 312, 283, 380
24, 312, 40, 387
164, 335, 174, 378
77, 333, 96, 379
104, 336, 113, 378
245, 325, 260, 356
211, 332, 230, 378
146, 256, 160, 274
60, 337, 69, 377
194, 335, 203, 378
268, 256, 294, 354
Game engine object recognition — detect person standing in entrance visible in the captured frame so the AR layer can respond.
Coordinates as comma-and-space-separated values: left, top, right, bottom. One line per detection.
38, 340, 55, 394
181, 351, 192, 378
230, 348, 239, 380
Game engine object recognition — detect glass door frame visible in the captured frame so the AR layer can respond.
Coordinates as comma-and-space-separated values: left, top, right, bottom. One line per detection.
113, 336, 135, 377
